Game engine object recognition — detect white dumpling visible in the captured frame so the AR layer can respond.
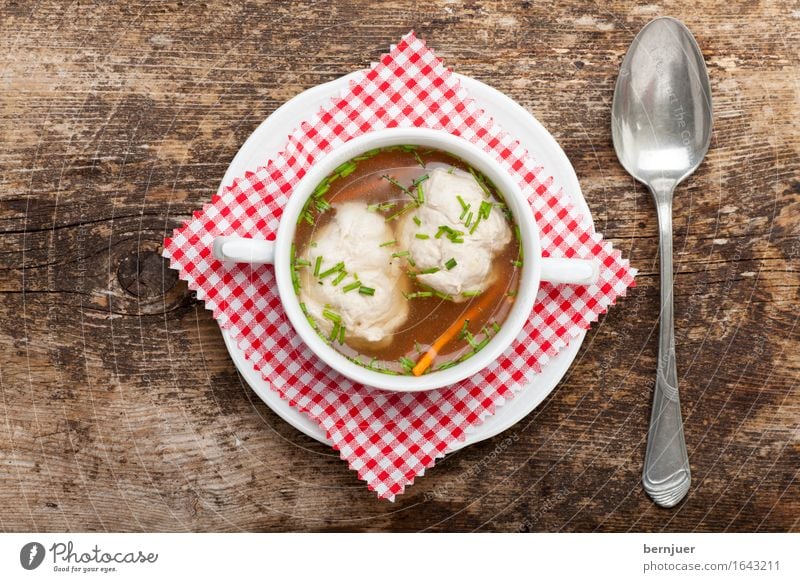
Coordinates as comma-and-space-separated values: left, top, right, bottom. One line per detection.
298, 202, 409, 345
397, 168, 512, 301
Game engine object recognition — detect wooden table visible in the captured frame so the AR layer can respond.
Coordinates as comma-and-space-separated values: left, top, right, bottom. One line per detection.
1, 0, 797, 532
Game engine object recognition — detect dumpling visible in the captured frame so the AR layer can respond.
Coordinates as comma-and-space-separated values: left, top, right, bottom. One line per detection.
397, 167, 512, 301
298, 202, 409, 346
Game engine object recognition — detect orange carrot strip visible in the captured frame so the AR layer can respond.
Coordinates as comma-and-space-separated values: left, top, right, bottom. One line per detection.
412, 287, 508, 376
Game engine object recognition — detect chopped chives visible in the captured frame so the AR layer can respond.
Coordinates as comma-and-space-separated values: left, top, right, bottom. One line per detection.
418, 267, 440, 275
407, 257, 416, 267
411, 174, 429, 186
415, 233, 429, 240
335, 161, 357, 177
313, 256, 322, 277
322, 309, 341, 323
459, 205, 471, 221
331, 270, 348, 286
299, 210, 314, 225
469, 167, 492, 197
382, 175, 414, 200
294, 258, 311, 267
399, 357, 415, 372
329, 321, 341, 342
456, 195, 468, 211
507, 290, 518, 297
391, 251, 410, 258
413, 215, 421, 226
462, 290, 482, 297
405, 291, 433, 299
445, 258, 457, 270
338, 325, 345, 344
342, 280, 362, 293
416, 182, 425, 204
385, 203, 416, 222
379, 240, 397, 247
353, 148, 380, 161
312, 182, 330, 198
511, 260, 523, 267
464, 211, 473, 228
413, 151, 426, 168
358, 286, 375, 296
478, 200, 493, 219
491, 321, 501, 333
434, 225, 465, 243
433, 290, 452, 301
469, 215, 482, 234
318, 261, 345, 279
473, 335, 491, 352
513, 224, 521, 241
367, 201, 397, 212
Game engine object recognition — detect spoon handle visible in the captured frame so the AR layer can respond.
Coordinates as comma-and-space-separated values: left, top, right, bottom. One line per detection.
643, 194, 691, 508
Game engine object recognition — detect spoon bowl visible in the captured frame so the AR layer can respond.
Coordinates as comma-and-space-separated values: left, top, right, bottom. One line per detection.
612, 16, 713, 195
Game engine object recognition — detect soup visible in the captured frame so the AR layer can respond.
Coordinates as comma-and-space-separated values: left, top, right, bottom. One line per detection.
291, 145, 522, 376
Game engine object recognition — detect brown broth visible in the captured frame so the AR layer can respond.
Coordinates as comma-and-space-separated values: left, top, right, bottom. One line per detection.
293, 146, 522, 375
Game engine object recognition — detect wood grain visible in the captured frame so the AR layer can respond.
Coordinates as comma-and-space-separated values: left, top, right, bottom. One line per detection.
1, 0, 797, 532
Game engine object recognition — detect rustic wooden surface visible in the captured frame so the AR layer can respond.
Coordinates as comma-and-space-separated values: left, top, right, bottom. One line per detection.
1, 0, 797, 532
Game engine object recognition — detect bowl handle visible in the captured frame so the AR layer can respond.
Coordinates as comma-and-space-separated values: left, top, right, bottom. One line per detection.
212, 236, 275, 265
539, 257, 599, 285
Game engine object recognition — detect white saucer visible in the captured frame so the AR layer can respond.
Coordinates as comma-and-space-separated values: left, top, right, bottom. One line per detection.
218, 71, 592, 450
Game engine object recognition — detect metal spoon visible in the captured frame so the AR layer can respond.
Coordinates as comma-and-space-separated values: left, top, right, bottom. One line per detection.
611, 17, 712, 508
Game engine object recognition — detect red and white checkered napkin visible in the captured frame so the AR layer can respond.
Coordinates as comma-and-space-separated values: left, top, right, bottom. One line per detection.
164, 32, 635, 500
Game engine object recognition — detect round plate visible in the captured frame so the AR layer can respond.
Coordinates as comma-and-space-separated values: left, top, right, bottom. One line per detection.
219, 72, 592, 450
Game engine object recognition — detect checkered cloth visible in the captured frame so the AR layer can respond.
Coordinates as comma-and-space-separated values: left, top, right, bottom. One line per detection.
164, 32, 636, 500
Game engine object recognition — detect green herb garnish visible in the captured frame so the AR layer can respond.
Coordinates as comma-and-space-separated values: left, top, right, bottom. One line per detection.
413, 215, 421, 226
342, 280, 362, 293
391, 251, 410, 258
405, 291, 433, 299
382, 175, 414, 200
367, 201, 398, 212
385, 203, 416, 222
358, 286, 375, 296
379, 240, 397, 247
318, 261, 345, 279
399, 357, 415, 373
435, 225, 465, 243
335, 161, 357, 177
313, 256, 322, 277
331, 270, 347, 286
462, 290, 482, 297
322, 309, 341, 323
445, 258, 457, 270
415, 233, 429, 240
